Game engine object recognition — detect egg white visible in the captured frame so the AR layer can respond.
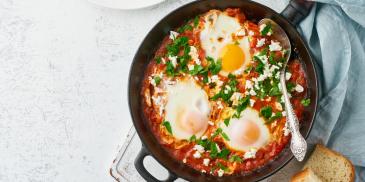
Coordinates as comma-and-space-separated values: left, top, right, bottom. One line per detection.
220, 108, 270, 152
165, 79, 211, 140
199, 10, 252, 76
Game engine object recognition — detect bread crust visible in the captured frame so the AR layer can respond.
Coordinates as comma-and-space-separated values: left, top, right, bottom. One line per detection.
316, 144, 355, 182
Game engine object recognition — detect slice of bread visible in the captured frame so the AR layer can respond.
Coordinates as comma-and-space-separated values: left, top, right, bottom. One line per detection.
291, 168, 323, 182
302, 144, 355, 182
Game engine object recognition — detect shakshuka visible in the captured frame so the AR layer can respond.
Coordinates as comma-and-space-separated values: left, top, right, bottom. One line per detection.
141, 8, 310, 177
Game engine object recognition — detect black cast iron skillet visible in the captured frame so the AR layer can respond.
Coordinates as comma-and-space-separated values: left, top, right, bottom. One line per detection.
128, 0, 318, 181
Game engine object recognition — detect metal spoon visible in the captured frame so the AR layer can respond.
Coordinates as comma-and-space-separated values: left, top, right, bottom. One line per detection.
258, 19, 307, 161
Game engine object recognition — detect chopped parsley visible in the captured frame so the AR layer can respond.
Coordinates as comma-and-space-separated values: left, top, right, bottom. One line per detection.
269, 84, 281, 96
162, 121, 172, 134
153, 76, 161, 85
244, 66, 253, 73
193, 16, 199, 27
166, 36, 189, 56
206, 56, 222, 75
233, 95, 250, 118
218, 148, 230, 159
189, 65, 204, 75
217, 162, 229, 172
260, 23, 272, 36
209, 142, 219, 158
165, 61, 176, 77
221, 132, 230, 141
267, 112, 283, 124
223, 118, 230, 126
260, 106, 273, 119
301, 98, 311, 106
155, 56, 162, 64
286, 82, 296, 92
177, 24, 193, 33
189, 135, 196, 142
229, 155, 243, 163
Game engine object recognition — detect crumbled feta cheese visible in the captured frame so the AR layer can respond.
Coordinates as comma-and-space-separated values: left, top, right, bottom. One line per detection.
183, 158, 187, 163
151, 96, 165, 116
217, 101, 224, 109
208, 121, 214, 126
250, 99, 255, 107
275, 102, 283, 111
216, 144, 221, 153
231, 92, 242, 106
248, 30, 255, 36
194, 145, 205, 153
236, 29, 246, 36
245, 80, 253, 90
259, 24, 267, 32
275, 71, 280, 79
282, 111, 287, 116
244, 148, 257, 159
265, 97, 272, 102
193, 151, 201, 158
188, 64, 194, 71
249, 89, 257, 96
295, 84, 304, 93
203, 158, 210, 166
169, 31, 179, 40
161, 57, 166, 64
217, 169, 225, 177
168, 56, 178, 68
149, 76, 156, 86
283, 122, 290, 136
189, 46, 201, 65
255, 54, 268, 64
256, 38, 266, 48
269, 41, 282, 51
267, 31, 272, 36
201, 170, 206, 173
286, 72, 292, 80
201, 135, 208, 140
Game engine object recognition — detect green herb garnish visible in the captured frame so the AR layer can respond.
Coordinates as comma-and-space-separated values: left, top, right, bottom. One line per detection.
260, 106, 273, 119
286, 82, 296, 92
229, 155, 243, 163
153, 76, 161, 85
162, 121, 172, 134
233, 96, 250, 118
193, 16, 199, 27
177, 24, 193, 33
260, 23, 272, 36
155, 56, 162, 64
218, 148, 230, 159
189, 135, 196, 142
301, 98, 311, 106
224, 118, 230, 127
267, 112, 283, 124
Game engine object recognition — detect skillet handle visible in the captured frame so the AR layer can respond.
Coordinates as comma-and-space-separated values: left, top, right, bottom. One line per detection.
281, 0, 314, 25
134, 145, 178, 182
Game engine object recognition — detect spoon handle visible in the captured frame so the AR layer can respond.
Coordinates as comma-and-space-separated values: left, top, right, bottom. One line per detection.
281, 0, 315, 25
280, 70, 307, 161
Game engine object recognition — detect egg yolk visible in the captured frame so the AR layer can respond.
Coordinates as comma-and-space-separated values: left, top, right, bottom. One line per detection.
177, 109, 208, 134
232, 120, 260, 146
220, 44, 245, 72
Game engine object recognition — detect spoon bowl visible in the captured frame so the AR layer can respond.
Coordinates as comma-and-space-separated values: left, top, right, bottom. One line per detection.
258, 18, 307, 162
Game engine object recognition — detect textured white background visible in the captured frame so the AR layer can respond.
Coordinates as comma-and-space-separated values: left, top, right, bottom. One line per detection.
0, 0, 288, 181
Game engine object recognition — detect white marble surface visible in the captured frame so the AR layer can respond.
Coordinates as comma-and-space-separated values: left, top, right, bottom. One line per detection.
0, 0, 288, 181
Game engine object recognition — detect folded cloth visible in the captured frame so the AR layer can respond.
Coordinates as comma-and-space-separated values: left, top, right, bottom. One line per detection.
296, 0, 365, 181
